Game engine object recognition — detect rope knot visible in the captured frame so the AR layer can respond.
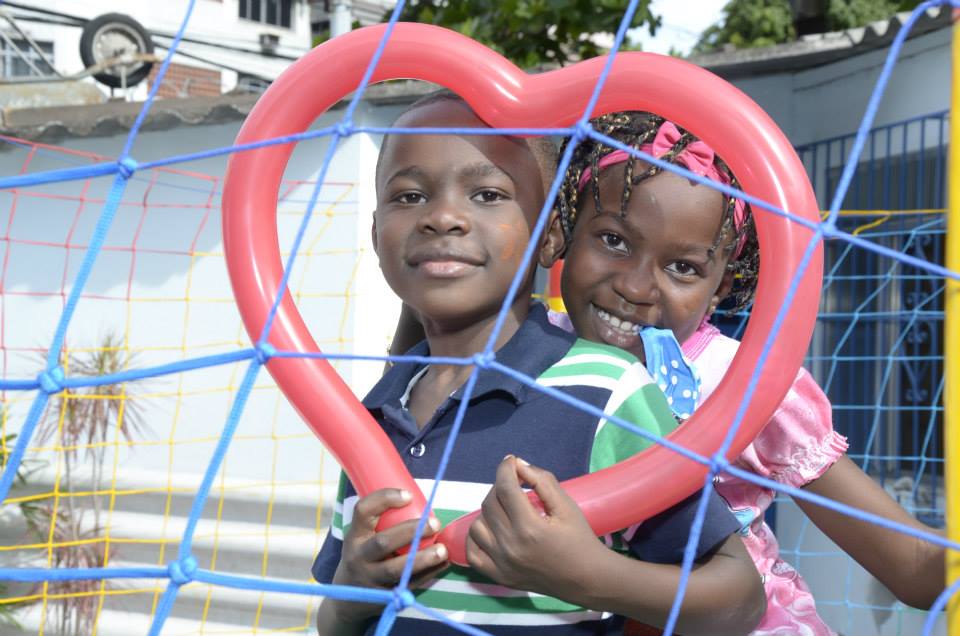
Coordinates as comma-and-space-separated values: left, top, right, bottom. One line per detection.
256, 343, 276, 365
708, 452, 729, 476
392, 587, 416, 611
334, 120, 354, 138
573, 119, 594, 142
117, 157, 139, 180
472, 351, 495, 368
37, 367, 64, 394
168, 556, 198, 585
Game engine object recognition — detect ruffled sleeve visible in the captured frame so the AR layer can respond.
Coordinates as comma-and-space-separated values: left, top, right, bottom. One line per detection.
738, 366, 848, 489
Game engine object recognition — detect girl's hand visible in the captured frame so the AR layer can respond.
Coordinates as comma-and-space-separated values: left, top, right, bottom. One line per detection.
465, 456, 607, 599
329, 488, 448, 625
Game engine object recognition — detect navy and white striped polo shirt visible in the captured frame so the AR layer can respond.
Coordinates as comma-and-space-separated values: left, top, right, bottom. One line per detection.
312, 304, 738, 634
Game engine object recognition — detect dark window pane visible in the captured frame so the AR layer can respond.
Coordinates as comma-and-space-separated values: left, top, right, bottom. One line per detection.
1, 39, 54, 77
267, 0, 277, 25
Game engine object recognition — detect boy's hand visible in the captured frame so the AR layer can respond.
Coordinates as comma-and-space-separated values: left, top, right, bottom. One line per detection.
465, 456, 606, 600
330, 488, 449, 624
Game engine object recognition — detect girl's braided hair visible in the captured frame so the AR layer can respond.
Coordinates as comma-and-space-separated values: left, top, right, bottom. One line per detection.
555, 111, 760, 313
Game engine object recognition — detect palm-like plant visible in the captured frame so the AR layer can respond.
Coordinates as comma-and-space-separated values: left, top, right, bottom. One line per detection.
1, 431, 33, 630
28, 333, 149, 635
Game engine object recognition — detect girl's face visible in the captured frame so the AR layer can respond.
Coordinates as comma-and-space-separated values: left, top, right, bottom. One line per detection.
546, 163, 734, 360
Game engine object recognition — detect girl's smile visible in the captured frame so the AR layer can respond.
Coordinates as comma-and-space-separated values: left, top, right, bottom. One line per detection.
589, 303, 644, 350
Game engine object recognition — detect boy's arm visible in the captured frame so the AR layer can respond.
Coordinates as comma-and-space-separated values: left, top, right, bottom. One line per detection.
466, 457, 764, 636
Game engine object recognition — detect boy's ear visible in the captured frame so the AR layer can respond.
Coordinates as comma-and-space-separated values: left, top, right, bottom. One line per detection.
538, 211, 566, 268
370, 217, 379, 256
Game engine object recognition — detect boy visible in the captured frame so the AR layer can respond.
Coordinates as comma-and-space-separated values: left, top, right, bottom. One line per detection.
313, 93, 763, 635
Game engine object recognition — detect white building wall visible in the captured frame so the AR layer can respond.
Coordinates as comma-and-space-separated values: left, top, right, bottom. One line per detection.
729, 26, 951, 145
3, 0, 312, 98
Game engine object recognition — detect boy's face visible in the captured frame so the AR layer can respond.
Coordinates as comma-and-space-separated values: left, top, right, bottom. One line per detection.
550, 163, 733, 356
373, 100, 547, 330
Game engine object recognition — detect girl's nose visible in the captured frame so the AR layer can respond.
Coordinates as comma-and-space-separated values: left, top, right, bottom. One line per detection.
416, 197, 470, 235
612, 258, 659, 306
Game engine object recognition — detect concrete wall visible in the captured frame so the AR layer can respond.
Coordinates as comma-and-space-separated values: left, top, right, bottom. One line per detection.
729, 26, 951, 146
0, 97, 405, 484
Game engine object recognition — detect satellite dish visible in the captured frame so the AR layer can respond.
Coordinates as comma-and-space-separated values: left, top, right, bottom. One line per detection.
79, 13, 155, 89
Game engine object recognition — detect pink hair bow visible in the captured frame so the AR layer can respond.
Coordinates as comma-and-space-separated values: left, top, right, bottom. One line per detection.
577, 121, 748, 258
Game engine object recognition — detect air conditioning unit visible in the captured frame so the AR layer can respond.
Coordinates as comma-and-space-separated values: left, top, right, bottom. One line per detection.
259, 32, 279, 55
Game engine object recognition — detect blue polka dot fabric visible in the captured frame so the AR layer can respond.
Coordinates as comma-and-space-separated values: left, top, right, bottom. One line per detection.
639, 327, 700, 420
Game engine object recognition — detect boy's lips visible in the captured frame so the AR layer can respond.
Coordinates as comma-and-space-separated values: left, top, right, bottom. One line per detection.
407, 245, 485, 278
416, 260, 480, 277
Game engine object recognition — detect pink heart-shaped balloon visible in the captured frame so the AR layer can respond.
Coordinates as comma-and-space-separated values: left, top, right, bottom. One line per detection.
222, 23, 822, 565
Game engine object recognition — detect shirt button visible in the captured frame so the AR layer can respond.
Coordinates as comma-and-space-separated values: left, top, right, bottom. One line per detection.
409, 443, 426, 458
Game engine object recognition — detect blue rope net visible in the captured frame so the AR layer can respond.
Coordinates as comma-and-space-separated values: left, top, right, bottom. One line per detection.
0, 0, 958, 634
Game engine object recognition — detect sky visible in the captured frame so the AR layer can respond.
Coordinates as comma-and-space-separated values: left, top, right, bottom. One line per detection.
629, 0, 729, 55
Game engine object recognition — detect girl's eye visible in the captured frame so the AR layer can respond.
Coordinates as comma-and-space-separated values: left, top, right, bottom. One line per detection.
666, 261, 699, 277
394, 192, 426, 205
472, 189, 507, 204
599, 231, 628, 253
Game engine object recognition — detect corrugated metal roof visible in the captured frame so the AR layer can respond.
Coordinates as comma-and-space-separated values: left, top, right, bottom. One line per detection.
688, 5, 952, 78
0, 79, 436, 144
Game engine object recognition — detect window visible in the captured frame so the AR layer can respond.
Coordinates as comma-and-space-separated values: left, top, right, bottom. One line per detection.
0, 37, 54, 78
239, 0, 293, 28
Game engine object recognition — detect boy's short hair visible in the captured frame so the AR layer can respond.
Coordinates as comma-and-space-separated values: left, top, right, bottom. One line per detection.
374, 89, 559, 194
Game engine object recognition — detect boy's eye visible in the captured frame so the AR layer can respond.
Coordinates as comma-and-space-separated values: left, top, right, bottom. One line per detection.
599, 231, 627, 253
471, 189, 507, 204
393, 192, 426, 205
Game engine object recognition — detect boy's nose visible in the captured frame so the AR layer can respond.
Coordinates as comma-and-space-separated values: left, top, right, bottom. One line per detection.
416, 200, 470, 235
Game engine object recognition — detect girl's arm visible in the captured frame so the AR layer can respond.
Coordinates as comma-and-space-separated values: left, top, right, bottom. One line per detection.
797, 455, 945, 609
467, 457, 765, 635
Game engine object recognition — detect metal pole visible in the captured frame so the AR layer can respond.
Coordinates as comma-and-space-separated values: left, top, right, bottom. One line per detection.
946, 8, 960, 634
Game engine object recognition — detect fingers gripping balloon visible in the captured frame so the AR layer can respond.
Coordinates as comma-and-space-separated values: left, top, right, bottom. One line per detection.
222, 23, 822, 566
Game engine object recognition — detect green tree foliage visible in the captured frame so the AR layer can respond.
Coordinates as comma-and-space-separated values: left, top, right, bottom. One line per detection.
694, 0, 795, 54
389, 0, 660, 67
694, 0, 924, 55
825, 0, 922, 31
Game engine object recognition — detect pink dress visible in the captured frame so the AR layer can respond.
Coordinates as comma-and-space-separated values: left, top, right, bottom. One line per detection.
548, 311, 848, 635
682, 321, 847, 636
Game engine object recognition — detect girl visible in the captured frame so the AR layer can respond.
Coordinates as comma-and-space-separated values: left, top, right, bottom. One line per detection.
546, 111, 945, 634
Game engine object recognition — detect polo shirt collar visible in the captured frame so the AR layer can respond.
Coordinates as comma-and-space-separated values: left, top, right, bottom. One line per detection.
362, 304, 575, 411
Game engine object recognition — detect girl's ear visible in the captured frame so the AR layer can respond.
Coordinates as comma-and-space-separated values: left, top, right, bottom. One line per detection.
538, 212, 566, 268
710, 269, 735, 315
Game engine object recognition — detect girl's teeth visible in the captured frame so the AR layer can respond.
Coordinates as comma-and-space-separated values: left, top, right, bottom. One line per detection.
596, 306, 638, 334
